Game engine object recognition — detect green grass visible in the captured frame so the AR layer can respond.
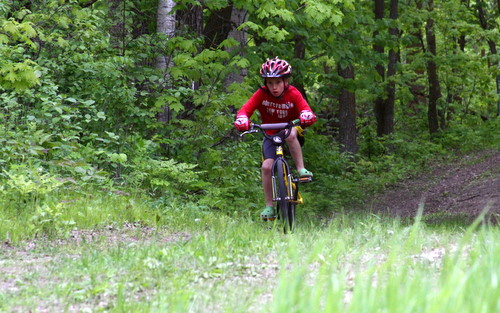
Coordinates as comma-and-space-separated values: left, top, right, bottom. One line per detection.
1, 202, 499, 313
0, 188, 154, 243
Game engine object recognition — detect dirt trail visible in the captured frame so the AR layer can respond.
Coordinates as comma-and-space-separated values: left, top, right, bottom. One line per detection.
368, 150, 500, 222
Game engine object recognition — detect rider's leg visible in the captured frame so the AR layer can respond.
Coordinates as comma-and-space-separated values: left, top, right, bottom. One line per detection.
285, 128, 305, 171
261, 158, 274, 207
286, 128, 313, 177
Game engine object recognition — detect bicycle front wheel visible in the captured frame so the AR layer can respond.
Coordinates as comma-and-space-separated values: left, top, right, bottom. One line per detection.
275, 158, 295, 233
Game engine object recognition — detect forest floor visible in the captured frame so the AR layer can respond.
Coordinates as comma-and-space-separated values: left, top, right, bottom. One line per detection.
368, 149, 500, 224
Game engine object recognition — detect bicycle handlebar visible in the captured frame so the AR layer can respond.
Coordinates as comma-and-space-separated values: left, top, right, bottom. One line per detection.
258, 122, 290, 130
239, 119, 300, 140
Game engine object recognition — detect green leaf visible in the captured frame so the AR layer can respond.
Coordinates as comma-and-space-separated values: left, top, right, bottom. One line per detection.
97, 112, 106, 120
169, 101, 185, 113
109, 153, 128, 164
261, 25, 289, 42
234, 57, 250, 68
238, 21, 261, 32
0, 34, 9, 44
218, 38, 239, 49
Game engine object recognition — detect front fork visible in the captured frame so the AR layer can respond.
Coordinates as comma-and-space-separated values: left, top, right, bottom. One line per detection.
271, 146, 296, 202
271, 173, 294, 201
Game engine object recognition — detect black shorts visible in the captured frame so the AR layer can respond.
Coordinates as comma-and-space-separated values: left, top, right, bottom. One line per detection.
261, 126, 305, 160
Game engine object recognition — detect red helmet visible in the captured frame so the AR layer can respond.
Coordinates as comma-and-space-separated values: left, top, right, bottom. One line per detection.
260, 57, 292, 78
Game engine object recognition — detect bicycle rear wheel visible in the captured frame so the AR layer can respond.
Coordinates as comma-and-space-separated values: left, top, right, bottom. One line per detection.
275, 158, 295, 233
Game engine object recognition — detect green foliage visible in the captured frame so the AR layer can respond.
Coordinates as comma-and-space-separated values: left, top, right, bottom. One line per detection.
197, 140, 263, 211
0, 163, 74, 239
0, 18, 40, 90
434, 118, 500, 152
0, 164, 65, 210
0, 59, 40, 90
125, 137, 209, 198
30, 203, 76, 239
0, 0, 498, 236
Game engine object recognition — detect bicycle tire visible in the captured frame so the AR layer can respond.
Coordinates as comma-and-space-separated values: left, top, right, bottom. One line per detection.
275, 158, 295, 233
287, 202, 296, 233
287, 182, 298, 232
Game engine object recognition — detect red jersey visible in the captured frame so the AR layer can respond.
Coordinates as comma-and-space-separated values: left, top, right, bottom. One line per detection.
237, 86, 313, 126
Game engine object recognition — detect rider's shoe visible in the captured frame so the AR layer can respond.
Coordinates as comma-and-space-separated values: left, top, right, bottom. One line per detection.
260, 206, 276, 221
298, 168, 313, 178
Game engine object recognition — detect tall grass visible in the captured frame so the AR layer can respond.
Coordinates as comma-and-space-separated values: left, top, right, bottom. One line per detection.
271, 213, 500, 313
1, 206, 499, 313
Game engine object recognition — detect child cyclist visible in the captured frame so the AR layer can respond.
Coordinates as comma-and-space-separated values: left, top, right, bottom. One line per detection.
234, 57, 317, 221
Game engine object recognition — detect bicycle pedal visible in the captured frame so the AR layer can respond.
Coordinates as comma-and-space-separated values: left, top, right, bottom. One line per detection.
262, 216, 276, 221
298, 177, 312, 183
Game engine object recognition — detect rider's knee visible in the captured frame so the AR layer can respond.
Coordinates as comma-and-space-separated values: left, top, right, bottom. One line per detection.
261, 159, 273, 174
285, 128, 298, 142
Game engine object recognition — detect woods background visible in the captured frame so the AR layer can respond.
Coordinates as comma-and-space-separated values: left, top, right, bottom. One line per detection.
0, 0, 499, 226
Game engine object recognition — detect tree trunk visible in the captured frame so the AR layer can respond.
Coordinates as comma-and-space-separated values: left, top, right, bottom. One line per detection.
203, 4, 234, 49
407, 28, 426, 113
373, 0, 396, 137
176, 3, 203, 36
425, 0, 441, 134
156, 0, 176, 70
293, 34, 308, 101
156, 0, 177, 124
406, 0, 426, 115
108, 0, 126, 54
224, 8, 247, 88
338, 63, 358, 154
477, 0, 500, 116
373, 0, 386, 137
384, 0, 398, 136
174, 3, 203, 119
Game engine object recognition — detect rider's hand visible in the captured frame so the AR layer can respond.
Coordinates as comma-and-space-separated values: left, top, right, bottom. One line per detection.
299, 110, 316, 127
234, 115, 250, 131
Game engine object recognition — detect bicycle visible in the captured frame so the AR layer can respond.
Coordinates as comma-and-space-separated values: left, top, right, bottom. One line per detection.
240, 119, 312, 233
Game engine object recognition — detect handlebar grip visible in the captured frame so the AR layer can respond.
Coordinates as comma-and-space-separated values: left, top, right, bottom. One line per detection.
259, 122, 290, 130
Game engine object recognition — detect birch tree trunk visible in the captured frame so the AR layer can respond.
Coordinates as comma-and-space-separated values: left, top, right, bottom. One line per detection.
156, 0, 176, 70
224, 8, 247, 88
156, 0, 176, 124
